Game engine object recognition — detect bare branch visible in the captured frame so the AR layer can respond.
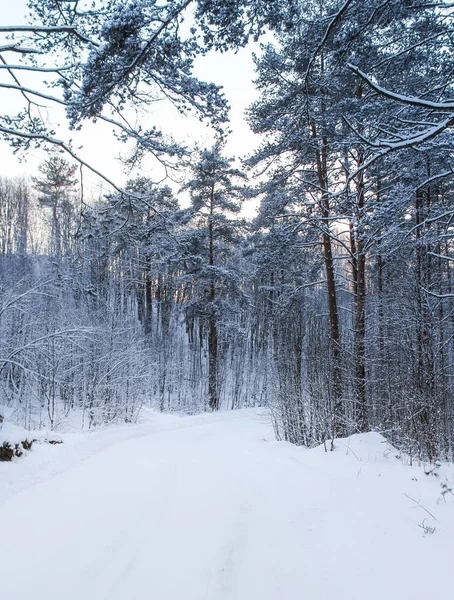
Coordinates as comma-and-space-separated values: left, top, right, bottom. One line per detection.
0, 64, 73, 73
0, 25, 97, 46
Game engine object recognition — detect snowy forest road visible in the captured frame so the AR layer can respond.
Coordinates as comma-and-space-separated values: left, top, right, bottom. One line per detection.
0, 410, 452, 600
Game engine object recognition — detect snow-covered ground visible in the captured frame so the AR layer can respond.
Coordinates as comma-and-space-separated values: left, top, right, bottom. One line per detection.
0, 409, 453, 599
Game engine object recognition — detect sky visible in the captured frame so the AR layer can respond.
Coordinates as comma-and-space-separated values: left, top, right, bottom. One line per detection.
0, 0, 262, 203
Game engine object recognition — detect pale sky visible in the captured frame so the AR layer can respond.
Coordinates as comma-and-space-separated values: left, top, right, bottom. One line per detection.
0, 0, 262, 203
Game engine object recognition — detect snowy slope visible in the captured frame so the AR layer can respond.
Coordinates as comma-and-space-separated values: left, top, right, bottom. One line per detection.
0, 409, 453, 600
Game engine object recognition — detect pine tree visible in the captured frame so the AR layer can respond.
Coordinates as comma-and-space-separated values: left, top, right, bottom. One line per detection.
34, 157, 78, 258
181, 143, 247, 410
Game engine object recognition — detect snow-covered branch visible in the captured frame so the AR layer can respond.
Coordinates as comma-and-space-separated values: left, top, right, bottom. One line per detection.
348, 64, 454, 111
0, 25, 97, 46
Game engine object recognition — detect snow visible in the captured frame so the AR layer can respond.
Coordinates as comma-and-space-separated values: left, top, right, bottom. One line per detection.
0, 409, 453, 599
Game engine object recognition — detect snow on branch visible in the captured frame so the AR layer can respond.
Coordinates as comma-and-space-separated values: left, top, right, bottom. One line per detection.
0, 43, 42, 54
347, 64, 454, 111
0, 25, 97, 46
0, 64, 73, 73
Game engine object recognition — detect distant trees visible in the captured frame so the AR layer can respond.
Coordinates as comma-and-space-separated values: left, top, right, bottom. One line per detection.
34, 157, 78, 258
182, 144, 247, 409
0, 177, 31, 256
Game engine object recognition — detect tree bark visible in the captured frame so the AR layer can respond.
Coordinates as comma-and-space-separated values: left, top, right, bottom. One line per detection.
208, 187, 219, 410
314, 131, 344, 436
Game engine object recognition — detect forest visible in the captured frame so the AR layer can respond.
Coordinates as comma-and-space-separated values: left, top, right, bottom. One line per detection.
1, 0, 454, 461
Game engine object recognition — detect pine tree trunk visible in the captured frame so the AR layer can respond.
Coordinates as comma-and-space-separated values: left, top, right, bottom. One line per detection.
208, 311, 219, 410
144, 258, 153, 335
354, 167, 367, 432
208, 189, 219, 410
314, 132, 344, 437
